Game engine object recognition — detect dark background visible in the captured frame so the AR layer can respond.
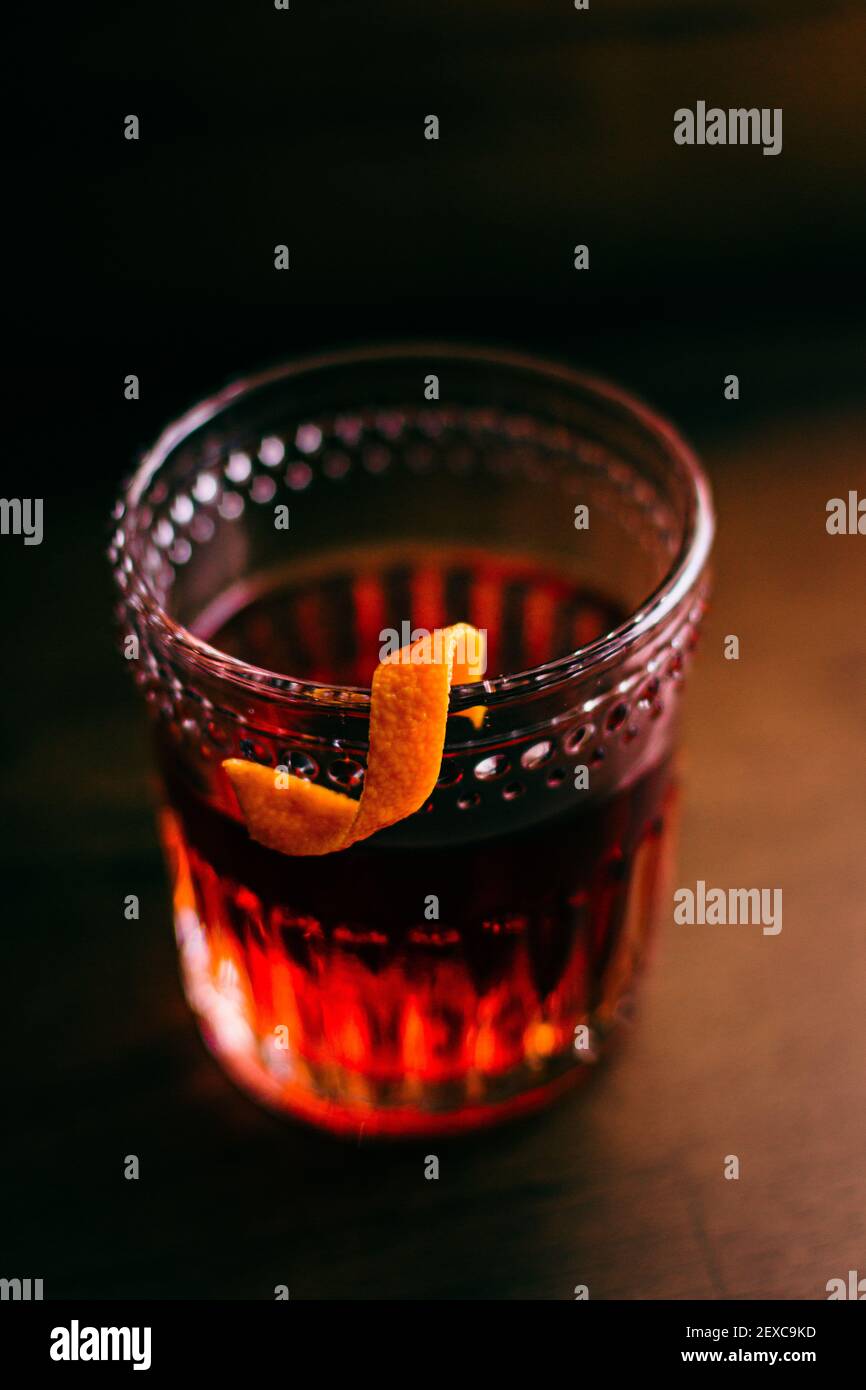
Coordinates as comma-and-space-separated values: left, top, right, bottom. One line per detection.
9, 0, 866, 479
2, 0, 865, 1299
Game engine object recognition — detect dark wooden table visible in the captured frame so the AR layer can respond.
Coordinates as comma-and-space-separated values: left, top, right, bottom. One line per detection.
2, 385, 864, 1300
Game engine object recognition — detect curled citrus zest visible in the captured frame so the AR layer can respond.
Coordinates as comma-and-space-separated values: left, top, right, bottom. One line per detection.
223, 622, 484, 856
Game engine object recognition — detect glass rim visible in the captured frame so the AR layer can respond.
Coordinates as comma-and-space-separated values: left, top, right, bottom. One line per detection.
119, 341, 715, 711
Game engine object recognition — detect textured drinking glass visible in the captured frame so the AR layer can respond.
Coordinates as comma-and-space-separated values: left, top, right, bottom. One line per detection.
111, 345, 714, 1137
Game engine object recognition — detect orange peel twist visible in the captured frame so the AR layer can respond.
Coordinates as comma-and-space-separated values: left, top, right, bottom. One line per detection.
223, 622, 485, 856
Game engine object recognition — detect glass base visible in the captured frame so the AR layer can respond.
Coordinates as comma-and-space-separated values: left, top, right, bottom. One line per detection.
186, 970, 602, 1139
174, 894, 646, 1138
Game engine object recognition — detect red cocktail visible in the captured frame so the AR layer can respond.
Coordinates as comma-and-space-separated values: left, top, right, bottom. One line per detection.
112, 347, 713, 1135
